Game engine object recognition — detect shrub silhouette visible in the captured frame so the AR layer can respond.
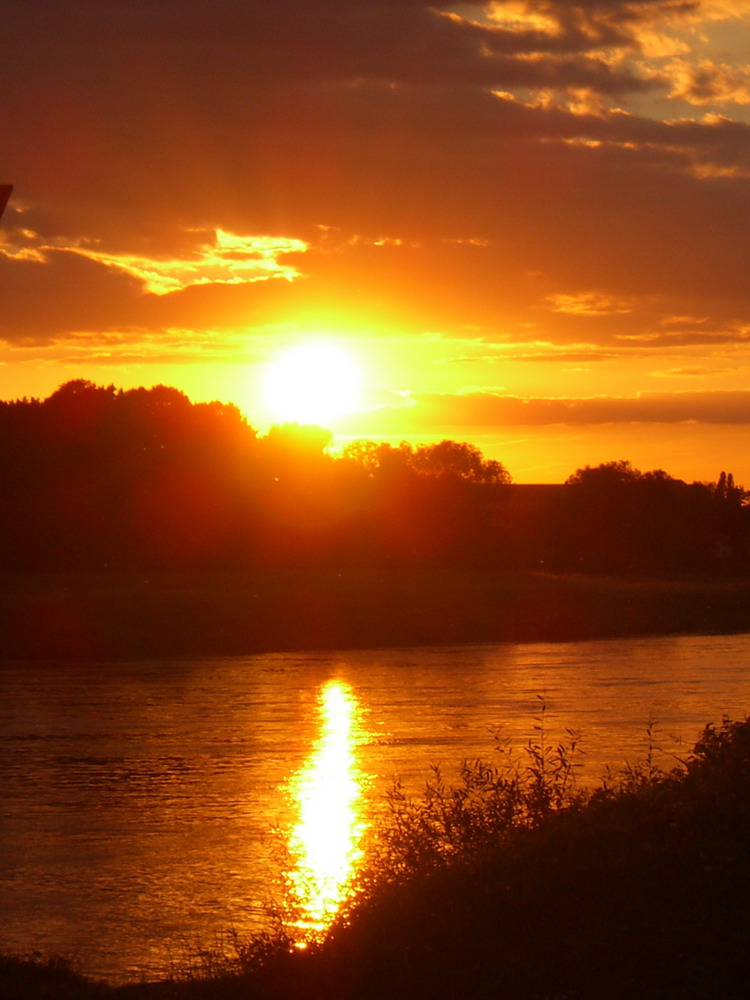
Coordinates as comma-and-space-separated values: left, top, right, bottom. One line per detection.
4, 716, 750, 999
261, 715, 750, 1000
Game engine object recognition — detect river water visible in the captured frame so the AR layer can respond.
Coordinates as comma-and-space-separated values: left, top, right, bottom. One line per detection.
2, 633, 750, 983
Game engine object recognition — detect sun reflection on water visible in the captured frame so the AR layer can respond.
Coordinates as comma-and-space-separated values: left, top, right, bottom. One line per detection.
286, 679, 368, 938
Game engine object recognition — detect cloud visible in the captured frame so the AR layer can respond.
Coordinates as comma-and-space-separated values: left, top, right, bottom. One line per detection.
369, 388, 750, 428
73, 230, 308, 295
446, 344, 626, 363
1, 228, 306, 294
545, 291, 635, 315
2, 0, 750, 366
486, 1, 700, 49
650, 364, 733, 376
0, 248, 145, 340
617, 326, 750, 347
667, 58, 750, 105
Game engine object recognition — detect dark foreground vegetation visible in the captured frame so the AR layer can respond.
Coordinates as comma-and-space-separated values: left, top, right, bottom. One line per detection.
2, 379, 750, 657
3, 715, 750, 1000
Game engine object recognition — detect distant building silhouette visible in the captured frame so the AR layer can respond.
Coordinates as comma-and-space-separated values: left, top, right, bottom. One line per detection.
0, 184, 12, 219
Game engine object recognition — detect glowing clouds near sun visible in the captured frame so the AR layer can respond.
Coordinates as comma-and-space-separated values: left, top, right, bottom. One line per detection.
68, 230, 308, 296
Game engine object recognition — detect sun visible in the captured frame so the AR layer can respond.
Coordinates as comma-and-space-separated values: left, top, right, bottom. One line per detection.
262, 342, 363, 426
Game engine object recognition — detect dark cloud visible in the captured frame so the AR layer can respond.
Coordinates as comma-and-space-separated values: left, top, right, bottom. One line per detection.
0, 250, 145, 339
3, 1, 661, 86
380, 389, 750, 428
2, 0, 750, 357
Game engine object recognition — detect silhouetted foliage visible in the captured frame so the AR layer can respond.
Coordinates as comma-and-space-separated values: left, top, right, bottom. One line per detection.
11, 715, 749, 999
298, 716, 750, 1000
338, 439, 512, 566
0, 382, 257, 570
549, 461, 749, 575
342, 439, 510, 486
0, 383, 515, 572
0, 381, 747, 575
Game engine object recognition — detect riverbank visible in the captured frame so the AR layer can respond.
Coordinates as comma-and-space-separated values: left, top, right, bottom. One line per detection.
3, 716, 750, 1000
2, 568, 750, 660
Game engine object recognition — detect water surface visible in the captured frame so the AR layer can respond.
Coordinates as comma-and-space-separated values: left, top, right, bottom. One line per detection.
2, 633, 749, 982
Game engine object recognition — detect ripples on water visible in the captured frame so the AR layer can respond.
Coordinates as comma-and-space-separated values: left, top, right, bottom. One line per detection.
2, 633, 750, 982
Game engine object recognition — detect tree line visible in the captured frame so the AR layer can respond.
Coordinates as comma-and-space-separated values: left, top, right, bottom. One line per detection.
0, 380, 746, 575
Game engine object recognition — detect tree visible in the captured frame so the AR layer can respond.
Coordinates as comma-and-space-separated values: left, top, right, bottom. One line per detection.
565, 459, 641, 489
709, 471, 747, 508
412, 440, 511, 485
342, 438, 511, 486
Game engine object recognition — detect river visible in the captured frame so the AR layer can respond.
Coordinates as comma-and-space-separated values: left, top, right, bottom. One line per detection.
2, 632, 750, 983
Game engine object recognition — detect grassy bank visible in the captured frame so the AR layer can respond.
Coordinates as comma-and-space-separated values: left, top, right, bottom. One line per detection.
3, 715, 750, 999
2, 567, 750, 659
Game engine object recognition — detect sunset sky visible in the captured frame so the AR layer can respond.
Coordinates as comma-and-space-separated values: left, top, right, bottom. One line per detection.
3, 0, 750, 482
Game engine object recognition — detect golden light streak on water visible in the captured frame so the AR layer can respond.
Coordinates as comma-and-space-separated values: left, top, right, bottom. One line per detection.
285, 679, 368, 938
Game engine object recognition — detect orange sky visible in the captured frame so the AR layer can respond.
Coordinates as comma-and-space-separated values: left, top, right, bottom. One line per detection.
3, 1, 750, 483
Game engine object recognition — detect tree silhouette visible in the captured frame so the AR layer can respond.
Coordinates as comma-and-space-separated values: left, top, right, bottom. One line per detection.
0, 381, 747, 575
550, 461, 749, 574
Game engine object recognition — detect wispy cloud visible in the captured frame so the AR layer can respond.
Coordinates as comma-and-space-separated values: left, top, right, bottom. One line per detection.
73, 230, 307, 295
367, 388, 750, 428
545, 291, 635, 316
